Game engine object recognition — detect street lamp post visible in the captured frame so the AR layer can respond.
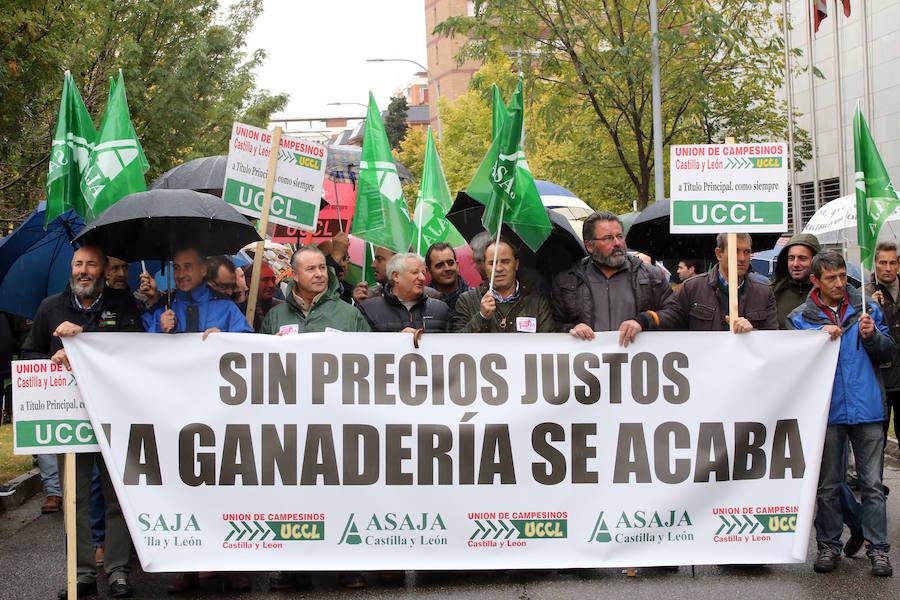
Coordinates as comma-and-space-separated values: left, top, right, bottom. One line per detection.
367, 58, 442, 140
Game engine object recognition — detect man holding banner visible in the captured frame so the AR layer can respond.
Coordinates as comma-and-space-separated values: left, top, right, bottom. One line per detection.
659, 233, 777, 333
552, 211, 670, 346
454, 238, 554, 333
22, 245, 143, 599
788, 252, 894, 577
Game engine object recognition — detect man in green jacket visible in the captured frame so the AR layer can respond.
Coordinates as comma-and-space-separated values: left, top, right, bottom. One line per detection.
453, 237, 556, 333
262, 246, 369, 593
260, 246, 370, 336
771, 232, 821, 329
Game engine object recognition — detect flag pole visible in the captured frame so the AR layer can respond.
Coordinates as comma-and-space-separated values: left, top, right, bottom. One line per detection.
782, 0, 800, 232
832, 0, 848, 196
860, 0, 874, 123
805, 0, 822, 210
487, 203, 505, 294
855, 99, 867, 316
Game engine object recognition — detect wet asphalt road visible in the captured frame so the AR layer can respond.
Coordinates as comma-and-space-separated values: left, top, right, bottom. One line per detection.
1, 465, 899, 600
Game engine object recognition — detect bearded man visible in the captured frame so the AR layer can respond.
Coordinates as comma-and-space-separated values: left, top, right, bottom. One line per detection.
551, 211, 672, 346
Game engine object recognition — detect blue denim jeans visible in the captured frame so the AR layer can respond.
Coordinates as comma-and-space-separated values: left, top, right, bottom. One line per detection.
840, 439, 861, 532
816, 422, 889, 554
36, 453, 60, 496
90, 462, 106, 545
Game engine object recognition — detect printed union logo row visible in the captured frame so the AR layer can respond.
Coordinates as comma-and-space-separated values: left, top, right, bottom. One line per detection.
134, 508, 799, 551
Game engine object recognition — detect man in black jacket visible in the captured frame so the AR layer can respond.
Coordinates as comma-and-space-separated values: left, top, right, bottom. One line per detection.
359, 253, 451, 333
22, 245, 143, 599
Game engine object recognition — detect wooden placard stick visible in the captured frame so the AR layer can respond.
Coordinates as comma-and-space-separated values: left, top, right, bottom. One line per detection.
245, 126, 284, 327
725, 136, 738, 333
65, 453, 77, 599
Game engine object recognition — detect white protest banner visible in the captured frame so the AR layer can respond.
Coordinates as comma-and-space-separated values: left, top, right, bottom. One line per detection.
64, 331, 837, 571
12, 359, 99, 454
670, 142, 788, 233
223, 122, 328, 231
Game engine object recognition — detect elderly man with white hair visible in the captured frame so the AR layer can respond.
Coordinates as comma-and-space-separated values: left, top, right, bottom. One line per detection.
358, 252, 451, 333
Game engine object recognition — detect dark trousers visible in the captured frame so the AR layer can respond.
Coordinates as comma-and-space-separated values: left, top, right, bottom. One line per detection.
58, 452, 131, 583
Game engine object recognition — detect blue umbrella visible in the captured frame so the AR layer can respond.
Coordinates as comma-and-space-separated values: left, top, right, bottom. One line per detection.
0, 202, 83, 319
0, 202, 160, 319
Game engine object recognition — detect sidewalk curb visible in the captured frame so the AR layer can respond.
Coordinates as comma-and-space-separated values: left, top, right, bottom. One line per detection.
886, 436, 900, 470
0, 468, 42, 513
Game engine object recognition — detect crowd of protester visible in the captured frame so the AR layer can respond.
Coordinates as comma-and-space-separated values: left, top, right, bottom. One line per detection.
2, 210, 897, 597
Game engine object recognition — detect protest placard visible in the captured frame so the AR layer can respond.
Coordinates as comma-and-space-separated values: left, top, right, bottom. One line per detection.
223, 122, 328, 231
670, 142, 788, 233
12, 359, 98, 454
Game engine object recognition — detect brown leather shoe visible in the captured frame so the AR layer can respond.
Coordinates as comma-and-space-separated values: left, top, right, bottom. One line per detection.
41, 495, 62, 514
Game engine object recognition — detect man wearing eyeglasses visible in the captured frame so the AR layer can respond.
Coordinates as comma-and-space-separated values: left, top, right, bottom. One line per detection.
425, 242, 469, 313
552, 211, 672, 346
206, 255, 239, 300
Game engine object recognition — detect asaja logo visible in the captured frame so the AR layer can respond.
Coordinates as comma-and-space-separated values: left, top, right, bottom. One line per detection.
587, 514, 612, 543
588, 510, 694, 545
139, 513, 200, 532
339, 512, 447, 547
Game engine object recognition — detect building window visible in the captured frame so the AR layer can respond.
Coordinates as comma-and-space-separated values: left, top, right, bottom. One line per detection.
788, 176, 841, 230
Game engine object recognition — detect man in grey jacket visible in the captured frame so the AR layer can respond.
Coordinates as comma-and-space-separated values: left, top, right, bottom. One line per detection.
552, 211, 671, 346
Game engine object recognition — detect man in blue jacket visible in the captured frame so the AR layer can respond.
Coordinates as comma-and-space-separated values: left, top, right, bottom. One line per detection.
787, 251, 894, 577
143, 247, 252, 335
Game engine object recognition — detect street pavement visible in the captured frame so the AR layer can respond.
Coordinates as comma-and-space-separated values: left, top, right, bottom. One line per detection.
1, 465, 899, 600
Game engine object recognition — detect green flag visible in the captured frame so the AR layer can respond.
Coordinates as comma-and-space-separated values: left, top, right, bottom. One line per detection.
45, 72, 97, 226
466, 79, 551, 252
854, 103, 899, 270
80, 71, 148, 221
349, 92, 414, 254
412, 127, 465, 255
491, 84, 508, 141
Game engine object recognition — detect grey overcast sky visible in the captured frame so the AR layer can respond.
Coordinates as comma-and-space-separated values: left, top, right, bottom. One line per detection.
240, 0, 429, 120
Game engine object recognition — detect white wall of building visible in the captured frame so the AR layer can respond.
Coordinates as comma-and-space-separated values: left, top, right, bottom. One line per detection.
783, 0, 900, 224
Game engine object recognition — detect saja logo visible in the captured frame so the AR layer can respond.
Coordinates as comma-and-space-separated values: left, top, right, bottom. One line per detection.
339, 512, 447, 547
138, 513, 202, 549
589, 510, 694, 545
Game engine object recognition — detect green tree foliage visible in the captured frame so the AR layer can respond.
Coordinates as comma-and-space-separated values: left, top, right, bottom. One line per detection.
0, 0, 287, 224
435, 0, 811, 211
384, 95, 409, 150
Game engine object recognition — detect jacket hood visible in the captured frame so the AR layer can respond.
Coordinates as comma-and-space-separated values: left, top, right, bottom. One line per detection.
774, 233, 821, 282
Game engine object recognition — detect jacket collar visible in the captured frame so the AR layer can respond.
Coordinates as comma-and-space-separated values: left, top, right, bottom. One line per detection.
174, 284, 213, 303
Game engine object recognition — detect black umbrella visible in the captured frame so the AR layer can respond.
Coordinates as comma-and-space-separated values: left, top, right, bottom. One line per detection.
74, 189, 261, 262
447, 191, 586, 279
625, 198, 783, 260
150, 147, 415, 195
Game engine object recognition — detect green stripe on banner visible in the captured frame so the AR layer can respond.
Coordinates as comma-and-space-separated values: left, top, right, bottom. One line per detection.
222, 179, 317, 228
672, 201, 783, 226
15, 419, 96, 447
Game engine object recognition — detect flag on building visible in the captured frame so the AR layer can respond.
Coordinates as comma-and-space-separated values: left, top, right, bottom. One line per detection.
45, 72, 97, 226
350, 92, 414, 254
465, 79, 551, 252
411, 127, 465, 255
814, 0, 851, 34
80, 71, 148, 222
854, 103, 898, 271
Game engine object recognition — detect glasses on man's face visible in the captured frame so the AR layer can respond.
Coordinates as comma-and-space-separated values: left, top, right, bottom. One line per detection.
592, 234, 626, 244
211, 281, 237, 293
